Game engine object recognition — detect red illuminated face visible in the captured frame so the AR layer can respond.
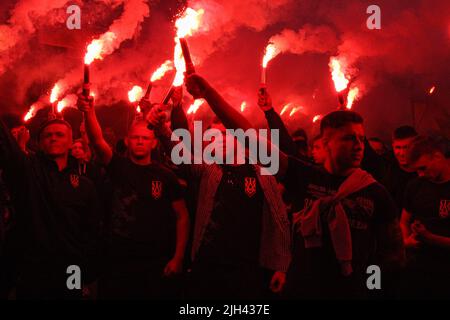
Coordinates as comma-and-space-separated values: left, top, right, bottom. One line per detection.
409, 153, 446, 183
125, 124, 157, 160
312, 138, 326, 165
39, 124, 72, 158
323, 123, 365, 171
393, 137, 416, 167
71, 141, 86, 160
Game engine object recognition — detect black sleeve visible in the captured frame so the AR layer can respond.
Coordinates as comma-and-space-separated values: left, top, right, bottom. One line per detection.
264, 109, 297, 156
105, 153, 126, 182
373, 183, 398, 224
281, 156, 315, 210
361, 139, 386, 182
0, 120, 28, 179
403, 178, 419, 216
170, 104, 189, 131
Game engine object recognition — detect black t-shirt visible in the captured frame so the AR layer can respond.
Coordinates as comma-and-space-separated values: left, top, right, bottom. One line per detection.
381, 160, 417, 214
403, 178, 450, 269
283, 157, 397, 298
106, 155, 183, 259
197, 164, 264, 267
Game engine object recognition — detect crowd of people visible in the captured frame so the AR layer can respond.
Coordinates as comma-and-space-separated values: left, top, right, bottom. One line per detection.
0, 73, 449, 300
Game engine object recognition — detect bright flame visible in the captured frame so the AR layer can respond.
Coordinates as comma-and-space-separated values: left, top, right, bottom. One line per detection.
429, 86, 436, 94
240, 101, 247, 112
57, 100, 66, 113
346, 87, 359, 110
150, 60, 174, 82
84, 32, 117, 65
57, 94, 78, 113
128, 85, 144, 103
173, 40, 186, 86
280, 103, 291, 116
175, 8, 204, 38
329, 57, 349, 92
50, 84, 61, 103
24, 105, 37, 122
312, 115, 322, 123
262, 43, 280, 68
187, 99, 204, 114
136, 105, 141, 113
289, 107, 300, 117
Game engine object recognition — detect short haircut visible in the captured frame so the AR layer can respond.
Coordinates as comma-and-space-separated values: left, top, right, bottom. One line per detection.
407, 135, 448, 164
38, 119, 72, 140
393, 125, 417, 140
72, 138, 89, 153
320, 110, 363, 136
128, 120, 152, 135
292, 128, 308, 141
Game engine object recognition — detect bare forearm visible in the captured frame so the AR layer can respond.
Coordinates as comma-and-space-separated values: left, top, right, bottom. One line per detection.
173, 212, 190, 261
425, 234, 450, 248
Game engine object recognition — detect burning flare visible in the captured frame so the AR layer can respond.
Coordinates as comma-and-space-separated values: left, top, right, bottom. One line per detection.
84, 32, 117, 65
312, 115, 322, 123
150, 60, 174, 82
175, 8, 205, 38
240, 101, 247, 112
329, 57, 349, 92
346, 87, 359, 110
289, 106, 300, 117
57, 94, 78, 113
136, 105, 141, 113
429, 86, 436, 95
128, 85, 144, 103
187, 99, 204, 114
50, 84, 61, 103
280, 103, 291, 116
262, 43, 280, 68
24, 104, 37, 122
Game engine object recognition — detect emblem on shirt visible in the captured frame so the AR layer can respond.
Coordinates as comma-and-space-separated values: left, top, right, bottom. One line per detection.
70, 174, 80, 189
244, 177, 257, 197
439, 200, 450, 219
151, 181, 162, 200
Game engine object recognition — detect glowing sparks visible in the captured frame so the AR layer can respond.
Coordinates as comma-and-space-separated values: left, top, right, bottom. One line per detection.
24, 104, 37, 122
240, 101, 247, 112
429, 86, 436, 95
312, 115, 322, 123
280, 103, 291, 116
150, 60, 174, 82
346, 87, 359, 110
49, 84, 61, 103
187, 99, 204, 114
128, 85, 144, 103
175, 8, 204, 38
262, 43, 280, 68
329, 57, 349, 92
84, 32, 117, 65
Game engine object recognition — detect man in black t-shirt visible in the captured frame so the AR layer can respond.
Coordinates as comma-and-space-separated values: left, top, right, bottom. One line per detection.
381, 126, 418, 214
281, 111, 404, 299
400, 136, 450, 298
77, 95, 190, 299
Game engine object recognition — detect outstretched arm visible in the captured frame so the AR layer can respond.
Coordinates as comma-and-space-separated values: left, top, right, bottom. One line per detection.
77, 95, 113, 166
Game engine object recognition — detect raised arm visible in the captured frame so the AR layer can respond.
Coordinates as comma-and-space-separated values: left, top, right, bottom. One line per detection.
258, 90, 297, 156
77, 95, 113, 166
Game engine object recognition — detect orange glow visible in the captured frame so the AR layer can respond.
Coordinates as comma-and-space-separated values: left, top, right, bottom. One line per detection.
329, 57, 349, 92
150, 60, 173, 82
128, 85, 144, 103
